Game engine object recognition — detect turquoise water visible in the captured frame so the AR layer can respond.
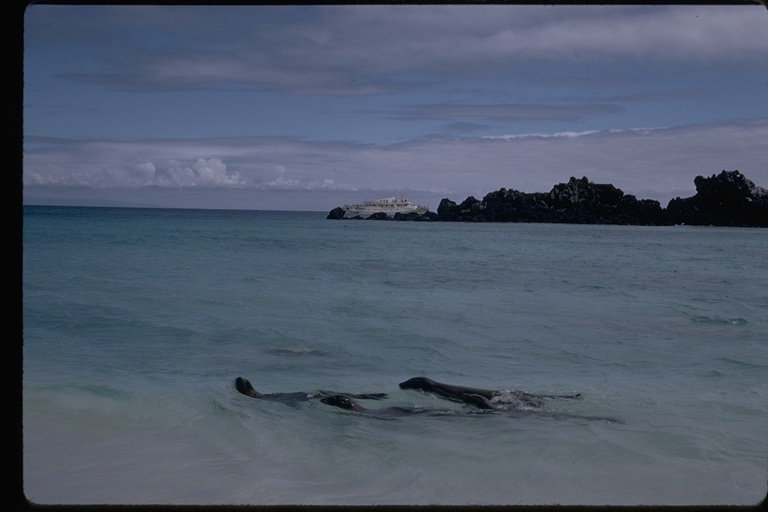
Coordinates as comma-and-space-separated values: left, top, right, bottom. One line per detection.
22, 206, 768, 505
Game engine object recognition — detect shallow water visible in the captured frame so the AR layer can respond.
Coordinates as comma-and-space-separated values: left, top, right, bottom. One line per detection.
22, 206, 768, 505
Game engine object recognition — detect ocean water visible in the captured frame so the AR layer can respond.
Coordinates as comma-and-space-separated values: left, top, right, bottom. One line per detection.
22, 205, 768, 505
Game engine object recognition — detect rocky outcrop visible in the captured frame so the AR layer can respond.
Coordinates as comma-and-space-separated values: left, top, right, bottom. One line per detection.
666, 170, 767, 227
326, 207, 346, 219
393, 211, 440, 221
327, 170, 767, 227
355, 211, 439, 221
326, 207, 438, 221
437, 177, 666, 225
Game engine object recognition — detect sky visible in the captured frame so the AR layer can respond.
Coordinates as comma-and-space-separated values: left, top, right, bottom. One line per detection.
22, 3, 768, 212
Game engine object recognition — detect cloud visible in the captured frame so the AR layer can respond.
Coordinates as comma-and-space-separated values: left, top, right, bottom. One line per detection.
23, 118, 768, 209
388, 103, 622, 122
28, 5, 768, 95
439, 122, 493, 134
23, 143, 247, 188
156, 158, 245, 187
483, 130, 604, 140
557, 89, 714, 104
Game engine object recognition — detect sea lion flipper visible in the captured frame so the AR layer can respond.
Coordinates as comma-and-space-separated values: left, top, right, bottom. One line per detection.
462, 393, 496, 410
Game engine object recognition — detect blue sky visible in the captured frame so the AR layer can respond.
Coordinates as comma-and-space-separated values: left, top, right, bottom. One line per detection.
23, 4, 768, 211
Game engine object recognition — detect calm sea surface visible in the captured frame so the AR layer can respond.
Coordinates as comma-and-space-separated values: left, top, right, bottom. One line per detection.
22, 205, 768, 505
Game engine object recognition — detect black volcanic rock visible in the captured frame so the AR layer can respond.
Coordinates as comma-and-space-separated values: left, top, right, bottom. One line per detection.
326, 207, 438, 221
328, 170, 766, 227
437, 196, 485, 221
618, 195, 667, 225
326, 207, 346, 219
543, 177, 666, 225
549, 177, 623, 209
365, 212, 390, 220
436, 198, 459, 219
393, 211, 440, 221
436, 177, 667, 225
666, 170, 768, 227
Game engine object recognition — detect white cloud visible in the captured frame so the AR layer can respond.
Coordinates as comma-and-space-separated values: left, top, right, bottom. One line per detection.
135, 162, 156, 180
23, 117, 768, 209
254, 174, 356, 192
22, 5, 767, 211
156, 158, 246, 187
24, 147, 247, 188
32, 5, 767, 95
483, 128, 656, 140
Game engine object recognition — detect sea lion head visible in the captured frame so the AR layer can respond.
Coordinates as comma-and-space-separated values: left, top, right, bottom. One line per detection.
321, 394, 361, 411
235, 377, 260, 397
398, 376, 435, 391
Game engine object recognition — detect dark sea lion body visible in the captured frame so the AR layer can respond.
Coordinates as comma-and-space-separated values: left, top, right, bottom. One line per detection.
461, 393, 496, 410
235, 377, 618, 422
399, 377, 495, 401
400, 377, 620, 422
320, 394, 366, 411
320, 394, 456, 418
234, 377, 387, 407
399, 376, 581, 409
322, 393, 621, 423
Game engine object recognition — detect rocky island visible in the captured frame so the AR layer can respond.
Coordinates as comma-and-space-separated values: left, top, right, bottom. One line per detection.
327, 170, 767, 227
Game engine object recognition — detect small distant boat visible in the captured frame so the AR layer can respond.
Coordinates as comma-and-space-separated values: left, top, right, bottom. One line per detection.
343, 196, 428, 218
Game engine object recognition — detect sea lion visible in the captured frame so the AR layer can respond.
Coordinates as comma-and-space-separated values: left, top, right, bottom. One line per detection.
399, 377, 495, 400
399, 376, 582, 409
322, 393, 622, 423
235, 376, 260, 397
461, 393, 496, 410
320, 394, 457, 418
320, 394, 366, 411
234, 377, 388, 406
